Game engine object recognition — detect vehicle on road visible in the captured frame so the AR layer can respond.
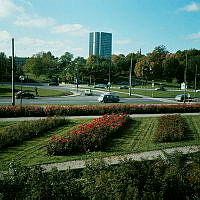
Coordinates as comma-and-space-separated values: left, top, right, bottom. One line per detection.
84, 89, 92, 96
97, 93, 120, 103
93, 84, 107, 88
16, 91, 35, 99
49, 82, 59, 86
155, 87, 166, 91
175, 94, 192, 102
120, 85, 129, 89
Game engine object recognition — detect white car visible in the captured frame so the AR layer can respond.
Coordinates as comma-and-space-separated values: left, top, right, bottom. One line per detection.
84, 89, 92, 96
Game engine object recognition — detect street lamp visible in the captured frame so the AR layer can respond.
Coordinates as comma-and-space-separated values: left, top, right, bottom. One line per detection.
19, 75, 24, 110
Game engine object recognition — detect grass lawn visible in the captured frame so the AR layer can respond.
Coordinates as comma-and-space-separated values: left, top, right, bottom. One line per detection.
0, 115, 200, 170
0, 85, 72, 97
110, 88, 200, 98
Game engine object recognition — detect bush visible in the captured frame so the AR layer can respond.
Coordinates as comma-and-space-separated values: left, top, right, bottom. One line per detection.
154, 114, 186, 142
0, 152, 200, 199
47, 113, 131, 155
0, 117, 68, 149
1, 103, 200, 118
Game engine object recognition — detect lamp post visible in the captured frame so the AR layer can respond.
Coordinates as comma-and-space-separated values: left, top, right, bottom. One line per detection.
19, 75, 24, 111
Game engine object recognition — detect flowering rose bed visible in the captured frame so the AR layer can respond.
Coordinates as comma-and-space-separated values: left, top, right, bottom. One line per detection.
47, 113, 131, 155
1, 103, 200, 118
154, 114, 186, 142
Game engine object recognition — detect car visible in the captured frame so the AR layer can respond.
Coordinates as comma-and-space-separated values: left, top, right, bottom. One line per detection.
84, 89, 92, 96
196, 89, 200, 92
119, 85, 129, 89
93, 84, 107, 88
16, 91, 35, 99
97, 93, 120, 103
175, 94, 192, 102
155, 87, 166, 91
49, 82, 59, 86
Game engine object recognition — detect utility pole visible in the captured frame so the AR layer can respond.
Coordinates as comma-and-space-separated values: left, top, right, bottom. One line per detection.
194, 64, 197, 98
11, 38, 15, 106
184, 54, 188, 103
129, 56, 133, 96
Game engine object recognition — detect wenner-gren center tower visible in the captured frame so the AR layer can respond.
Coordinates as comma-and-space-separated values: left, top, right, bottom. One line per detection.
89, 32, 112, 58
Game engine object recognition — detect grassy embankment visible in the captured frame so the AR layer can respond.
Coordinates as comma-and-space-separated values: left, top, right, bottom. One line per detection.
0, 115, 200, 170
0, 85, 72, 97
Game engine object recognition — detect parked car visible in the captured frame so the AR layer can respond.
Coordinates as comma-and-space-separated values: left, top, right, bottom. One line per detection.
120, 85, 129, 89
98, 93, 120, 103
49, 82, 59, 86
93, 84, 107, 88
84, 89, 92, 96
16, 91, 35, 99
196, 89, 200, 92
175, 94, 192, 102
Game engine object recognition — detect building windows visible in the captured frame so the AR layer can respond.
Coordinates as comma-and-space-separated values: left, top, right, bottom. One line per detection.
89, 32, 112, 58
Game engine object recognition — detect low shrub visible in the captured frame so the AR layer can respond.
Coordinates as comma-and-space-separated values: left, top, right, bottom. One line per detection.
0, 117, 68, 149
1, 103, 200, 118
0, 152, 200, 199
154, 114, 186, 142
47, 113, 131, 155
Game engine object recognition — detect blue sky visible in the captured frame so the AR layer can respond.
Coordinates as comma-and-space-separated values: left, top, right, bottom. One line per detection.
0, 0, 200, 58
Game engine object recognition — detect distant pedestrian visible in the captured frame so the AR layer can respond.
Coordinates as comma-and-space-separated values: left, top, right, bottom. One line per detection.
35, 87, 38, 96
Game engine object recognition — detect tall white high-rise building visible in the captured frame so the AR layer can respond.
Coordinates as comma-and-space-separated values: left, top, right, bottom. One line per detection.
89, 32, 112, 58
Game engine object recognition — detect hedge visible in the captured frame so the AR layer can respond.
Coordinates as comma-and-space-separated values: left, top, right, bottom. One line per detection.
1, 103, 200, 117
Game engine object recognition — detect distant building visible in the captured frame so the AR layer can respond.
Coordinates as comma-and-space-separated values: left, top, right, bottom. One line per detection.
89, 32, 112, 58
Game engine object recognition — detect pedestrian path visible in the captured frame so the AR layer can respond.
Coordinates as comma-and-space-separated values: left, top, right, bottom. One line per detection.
40, 145, 200, 172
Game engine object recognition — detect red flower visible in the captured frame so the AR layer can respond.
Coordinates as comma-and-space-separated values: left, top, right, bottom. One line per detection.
50, 136, 56, 140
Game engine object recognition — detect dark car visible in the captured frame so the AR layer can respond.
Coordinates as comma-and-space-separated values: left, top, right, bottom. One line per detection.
16, 91, 35, 99
49, 82, 59, 86
98, 93, 120, 103
120, 85, 129, 89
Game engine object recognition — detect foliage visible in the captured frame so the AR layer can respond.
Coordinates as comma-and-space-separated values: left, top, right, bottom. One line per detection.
47, 113, 131, 155
154, 114, 186, 142
0, 117, 68, 149
1, 152, 199, 199
1, 104, 200, 118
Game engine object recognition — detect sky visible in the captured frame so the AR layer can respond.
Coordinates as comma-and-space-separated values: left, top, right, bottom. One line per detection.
0, 0, 200, 59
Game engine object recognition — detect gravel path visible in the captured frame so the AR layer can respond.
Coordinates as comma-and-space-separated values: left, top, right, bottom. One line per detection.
40, 145, 200, 172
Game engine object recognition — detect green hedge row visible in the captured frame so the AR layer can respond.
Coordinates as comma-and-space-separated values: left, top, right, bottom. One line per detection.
0, 152, 199, 199
0, 117, 68, 149
1, 103, 200, 117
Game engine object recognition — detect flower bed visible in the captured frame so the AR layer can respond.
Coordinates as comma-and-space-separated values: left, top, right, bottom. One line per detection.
0, 117, 68, 149
154, 114, 186, 142
1, 103, 200, 118
47, 113, 131, 155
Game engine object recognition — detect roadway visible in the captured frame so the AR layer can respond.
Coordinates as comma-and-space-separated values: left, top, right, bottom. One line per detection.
0, 83, 183, 106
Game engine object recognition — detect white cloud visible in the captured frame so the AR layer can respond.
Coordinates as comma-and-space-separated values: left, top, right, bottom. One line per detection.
186, 32, 200, 40
0, 30, 12, 41
115, 39, 131, 45
178, 2, 200, 12
14, 14, 55, 28
52, 24, 90, 35
0, 0, 23, 18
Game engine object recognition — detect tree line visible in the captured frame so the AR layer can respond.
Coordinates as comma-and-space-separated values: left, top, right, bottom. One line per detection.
0, 45, 200, 87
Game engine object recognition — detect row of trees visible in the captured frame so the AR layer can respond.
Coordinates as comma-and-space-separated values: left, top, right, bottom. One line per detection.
0, 45, 200, 86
